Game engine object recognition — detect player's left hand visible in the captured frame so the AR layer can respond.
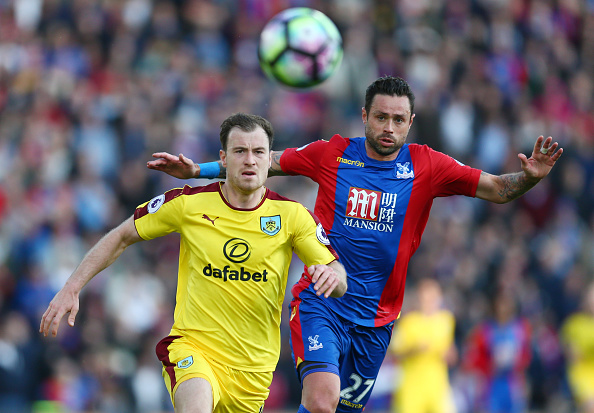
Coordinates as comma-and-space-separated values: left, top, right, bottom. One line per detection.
519, 135, 563, 180
147, 152, 198, 179
39, 284, 80, 338
308, 264, 341, 298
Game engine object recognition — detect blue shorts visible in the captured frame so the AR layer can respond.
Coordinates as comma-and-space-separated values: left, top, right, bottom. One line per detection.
289, 289, 394, 412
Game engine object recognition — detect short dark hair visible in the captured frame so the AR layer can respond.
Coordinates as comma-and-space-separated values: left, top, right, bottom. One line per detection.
219, 113, 274, 151
364, 76, 415, 116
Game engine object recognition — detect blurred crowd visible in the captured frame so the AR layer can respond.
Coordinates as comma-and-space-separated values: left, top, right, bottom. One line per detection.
0, 0, 593, 412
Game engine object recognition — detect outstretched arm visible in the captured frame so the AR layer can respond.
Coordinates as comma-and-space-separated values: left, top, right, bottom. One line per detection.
147, 150, 288, 179
39, 217, 142, 337
147, 152, 204, 179
475, 135, 563, 204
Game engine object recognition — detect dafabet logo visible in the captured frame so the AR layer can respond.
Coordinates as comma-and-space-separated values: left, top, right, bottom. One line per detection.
202, 238, 269, 282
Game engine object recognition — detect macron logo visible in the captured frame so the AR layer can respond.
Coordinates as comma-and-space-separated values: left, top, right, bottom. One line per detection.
337, 157, 364, 168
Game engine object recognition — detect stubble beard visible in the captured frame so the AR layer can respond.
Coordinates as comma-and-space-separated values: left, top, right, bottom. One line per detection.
365, 125, 405, 157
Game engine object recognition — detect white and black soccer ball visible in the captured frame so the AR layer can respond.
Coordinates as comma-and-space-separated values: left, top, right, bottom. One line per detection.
258, 7, 343, 89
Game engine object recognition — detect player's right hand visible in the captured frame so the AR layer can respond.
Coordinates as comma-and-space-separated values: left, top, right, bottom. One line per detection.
308, 264, 342, 298
147, 152, 198, 179
39, 286, 80, 338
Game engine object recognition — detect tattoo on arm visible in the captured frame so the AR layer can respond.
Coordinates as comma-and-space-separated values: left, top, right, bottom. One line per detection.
217, 160, 226, 179
268, 151, 288, 176
497, 172, 539, 201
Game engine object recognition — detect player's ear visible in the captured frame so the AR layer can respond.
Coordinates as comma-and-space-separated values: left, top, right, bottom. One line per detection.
220, 149, 227, 167
361, 107, 367, 124
269, 151, 272, 168
409, 113, 415, 127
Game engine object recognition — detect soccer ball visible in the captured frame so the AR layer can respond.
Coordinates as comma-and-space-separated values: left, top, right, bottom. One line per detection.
258, 7, 343, 89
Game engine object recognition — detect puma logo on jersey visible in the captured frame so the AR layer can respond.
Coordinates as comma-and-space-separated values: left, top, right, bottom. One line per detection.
202, 214, 219, 225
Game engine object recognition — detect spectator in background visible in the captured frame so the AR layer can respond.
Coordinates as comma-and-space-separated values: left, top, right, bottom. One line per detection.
390, 278, 457, 413
0, 312, 46, 413
464, 291, 532, 413
561, 282, 594, 413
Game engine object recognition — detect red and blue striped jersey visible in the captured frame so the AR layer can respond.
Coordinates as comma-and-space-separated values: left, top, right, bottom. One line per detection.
281, 135, 481, 327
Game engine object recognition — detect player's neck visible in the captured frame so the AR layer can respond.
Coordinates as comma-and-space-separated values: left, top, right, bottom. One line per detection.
221, 183, 266, 209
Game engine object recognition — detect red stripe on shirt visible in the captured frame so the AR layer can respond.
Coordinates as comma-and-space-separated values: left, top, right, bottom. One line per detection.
374, 145, 481, 325
134, 183, 221, 220
280, 135, 350, 236
289, 299, 305, 368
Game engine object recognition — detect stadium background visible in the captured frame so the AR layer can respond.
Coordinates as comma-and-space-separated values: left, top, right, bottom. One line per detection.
0, 0, 593, 412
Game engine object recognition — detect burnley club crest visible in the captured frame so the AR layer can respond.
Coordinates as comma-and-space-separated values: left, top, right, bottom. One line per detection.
260, 215, 281, 236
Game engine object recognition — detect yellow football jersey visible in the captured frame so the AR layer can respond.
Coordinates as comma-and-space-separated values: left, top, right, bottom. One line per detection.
134, 182, 337, 372
392, 310, 456, 413
562, 313, 594, 362
561, 312, 594, 403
